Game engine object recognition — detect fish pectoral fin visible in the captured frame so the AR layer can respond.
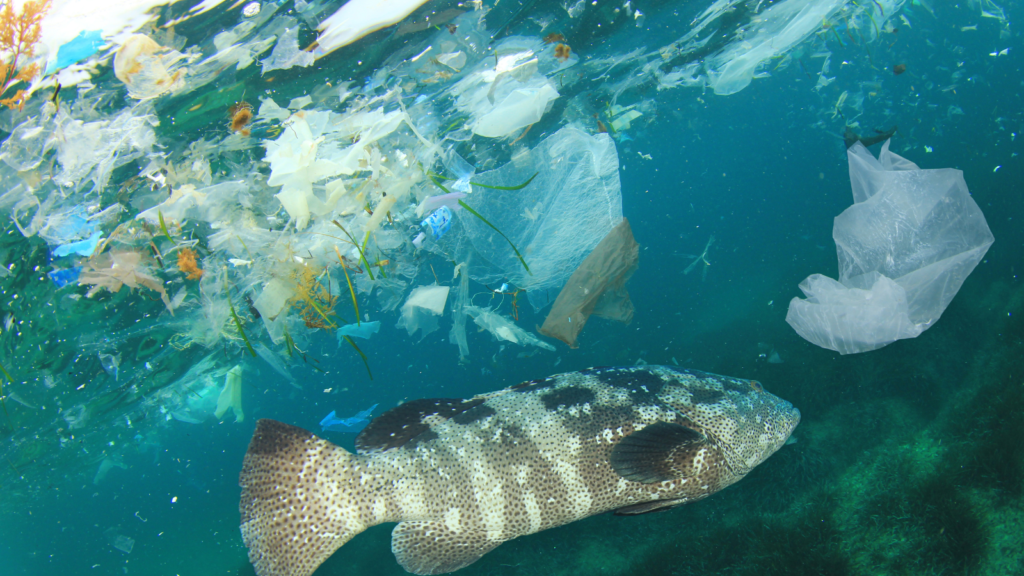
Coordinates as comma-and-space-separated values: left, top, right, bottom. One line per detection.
609, 421, 709, 484
613, 498, 688, 516
392, 521, 502, 575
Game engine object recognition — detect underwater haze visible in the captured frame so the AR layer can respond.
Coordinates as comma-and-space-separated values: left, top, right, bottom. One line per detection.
1, 0, 1023, 575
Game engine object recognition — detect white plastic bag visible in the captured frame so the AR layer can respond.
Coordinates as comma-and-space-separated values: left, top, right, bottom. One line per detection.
787, 141, 994, 354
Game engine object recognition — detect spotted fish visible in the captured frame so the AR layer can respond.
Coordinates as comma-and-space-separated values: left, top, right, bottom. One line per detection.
239, 366, 800, 576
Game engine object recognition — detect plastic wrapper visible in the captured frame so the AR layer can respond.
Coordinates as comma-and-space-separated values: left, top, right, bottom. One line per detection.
539, 218, 639, 348
786, 141, 994, 354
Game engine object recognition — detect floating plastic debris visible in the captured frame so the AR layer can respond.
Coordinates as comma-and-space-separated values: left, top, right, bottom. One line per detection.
320, 404, 379, 433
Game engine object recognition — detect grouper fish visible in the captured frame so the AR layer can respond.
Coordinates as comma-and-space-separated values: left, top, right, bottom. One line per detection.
239, 365, 800, 576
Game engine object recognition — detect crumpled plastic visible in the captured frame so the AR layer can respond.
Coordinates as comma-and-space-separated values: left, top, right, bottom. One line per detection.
452, 37, 562, 138
397, 285, 450, 340
786, 141, 994, 354
539, 218, 639, 348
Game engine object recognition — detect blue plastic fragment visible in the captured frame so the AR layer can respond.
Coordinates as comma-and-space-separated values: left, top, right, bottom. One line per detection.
48, 30, 105, 74
320, 403, 379, 433
53, 230, 102, 258
336, 321, 380, 340
421, 206, 452, 240
48, 266, 82, 288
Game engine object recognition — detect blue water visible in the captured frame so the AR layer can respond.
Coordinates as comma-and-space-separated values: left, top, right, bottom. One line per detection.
1, 0, 1022, 574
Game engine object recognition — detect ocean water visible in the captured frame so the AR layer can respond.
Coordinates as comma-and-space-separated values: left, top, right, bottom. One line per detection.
0, 0, 1022, 575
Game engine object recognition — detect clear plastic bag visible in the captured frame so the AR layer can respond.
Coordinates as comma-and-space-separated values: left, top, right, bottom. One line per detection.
787, 141, 994, 354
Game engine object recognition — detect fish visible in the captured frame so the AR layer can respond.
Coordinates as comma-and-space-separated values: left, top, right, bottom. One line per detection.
320, 403, 379, 432
844, 125, 898, 148
239, 365, 800, 576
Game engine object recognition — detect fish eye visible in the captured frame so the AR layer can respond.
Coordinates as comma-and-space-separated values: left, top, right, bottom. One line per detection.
749, 380, 763, 392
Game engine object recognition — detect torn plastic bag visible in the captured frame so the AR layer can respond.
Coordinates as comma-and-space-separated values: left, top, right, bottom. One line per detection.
786, 141, 994, 354
539, 218, 639, 348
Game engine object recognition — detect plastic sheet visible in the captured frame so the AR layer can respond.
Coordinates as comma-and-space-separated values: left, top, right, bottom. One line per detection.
539, 218, 639, 349
452, 37, 562, 138
786, 142, 994, 354
705, 0, 846, 95
463, 305, 554, 351
261, 25, 314, 74
430, 125, 622, 310
397, 285, 450, 339
113, 34, 187, 100
214, 366, 244, 422
337, 321, 381, 340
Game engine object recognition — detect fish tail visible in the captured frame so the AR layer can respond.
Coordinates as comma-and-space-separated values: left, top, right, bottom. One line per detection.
240, 419, 379, 576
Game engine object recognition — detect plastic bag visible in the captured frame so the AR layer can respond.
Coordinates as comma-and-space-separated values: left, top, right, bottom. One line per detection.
539, 218, 639, 348
786, 141, 994, 354
429, 125, 621, 310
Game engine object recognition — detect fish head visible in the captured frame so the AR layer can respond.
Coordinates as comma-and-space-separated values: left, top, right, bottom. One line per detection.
658, 368, 800, 482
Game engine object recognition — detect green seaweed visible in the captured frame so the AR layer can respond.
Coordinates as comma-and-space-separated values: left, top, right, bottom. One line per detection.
470, 171, 538, 190
362, 231, 387, 278
227, 294, 256, 357
283, 328, 296, 358
341, 335, 373, 380
426, 171, 531, 274
158, 210, 175, 244
336, 250, 361, 326
331, 220, 375, 281
458, 200, 531, 275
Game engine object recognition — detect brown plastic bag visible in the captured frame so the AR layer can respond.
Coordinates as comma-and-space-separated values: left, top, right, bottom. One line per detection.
539, 218, 639, 348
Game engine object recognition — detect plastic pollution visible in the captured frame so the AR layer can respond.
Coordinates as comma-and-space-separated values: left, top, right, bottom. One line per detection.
463, 306, 554, 351
261, 25, 314, 74
48, 30, 104, 73
53, 231, 102, 257
214, 365, 244, 422
786, 141, 994, 354
320, 404, 379, 433
421, 206, 453, 240
336, 321, 380, 341
253, 343, 298, 389
539, 219, 639, 348
113, 34, 187, 100
47, 266, 81, 288
430, 125, 621, 310
449, 264, 471, 360
705, 0, 846, 95
93, 457, 127, 484
98, 352, 119, 380
112, 534, 134, 554
315, 0, 431, 56
397, 285, 450, 339
452, 37, 562, 138
78, 251, 173, 312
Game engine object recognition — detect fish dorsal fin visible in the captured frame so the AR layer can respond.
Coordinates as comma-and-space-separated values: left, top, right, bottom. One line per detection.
355, 397, 485, 454
609, 421, 709, 484
392, 521, 501, 575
